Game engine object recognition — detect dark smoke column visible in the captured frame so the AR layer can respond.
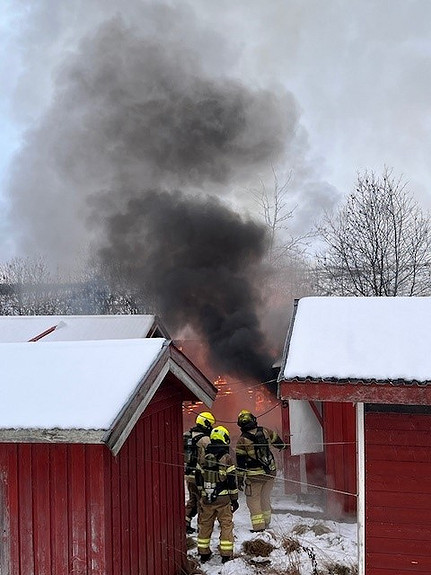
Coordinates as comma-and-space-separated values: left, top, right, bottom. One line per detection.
99, 190, 273, 380
7, 10, 299, 380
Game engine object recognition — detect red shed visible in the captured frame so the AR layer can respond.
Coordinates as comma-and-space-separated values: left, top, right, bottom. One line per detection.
278, 296, 431, 574
0, 338, 216, 575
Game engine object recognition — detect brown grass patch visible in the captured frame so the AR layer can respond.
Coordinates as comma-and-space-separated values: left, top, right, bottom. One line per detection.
242, 538, 275, 557
281, 536, 301, 554
323, 561, 358, 575
181, 556, 204, 574
310, 522, 332, 536
291, 523, 309, 536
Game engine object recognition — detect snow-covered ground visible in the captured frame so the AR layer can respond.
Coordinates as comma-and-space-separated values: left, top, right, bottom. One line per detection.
187, 477, 358, 574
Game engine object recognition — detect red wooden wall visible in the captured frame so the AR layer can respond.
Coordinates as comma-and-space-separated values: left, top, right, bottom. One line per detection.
281, 401, 356, 517
0, 382, 186, 575
365, 411, 431, 574
324, 402, 357, 517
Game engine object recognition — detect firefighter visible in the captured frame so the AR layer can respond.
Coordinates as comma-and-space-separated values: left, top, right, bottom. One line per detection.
235, 409, 286, 532
184, 411, 216, 534
195, 425, 239, 564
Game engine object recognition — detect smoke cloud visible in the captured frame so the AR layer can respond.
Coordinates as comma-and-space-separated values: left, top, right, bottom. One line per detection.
4, 2, 337, 379
98, 190, 272, 378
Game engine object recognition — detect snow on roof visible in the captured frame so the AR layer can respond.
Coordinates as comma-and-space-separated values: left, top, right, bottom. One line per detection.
0, 314, 169, 342
282, 296, 431, 383
0, 338, 167, 429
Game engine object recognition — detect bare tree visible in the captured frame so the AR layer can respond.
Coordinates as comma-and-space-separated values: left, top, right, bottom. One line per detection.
251, 169, 315, 355
252, 167, 310, 267
314, 168, 431, 296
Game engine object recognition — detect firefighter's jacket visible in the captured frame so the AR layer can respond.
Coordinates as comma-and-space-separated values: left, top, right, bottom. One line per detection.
236, 426, 285, 479
195, 443, 238, 504
184, 425, 211, 482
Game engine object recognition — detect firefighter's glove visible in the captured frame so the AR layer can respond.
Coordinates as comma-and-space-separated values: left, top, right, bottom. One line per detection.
237, 477, 244, 491
231, 500, 239, 513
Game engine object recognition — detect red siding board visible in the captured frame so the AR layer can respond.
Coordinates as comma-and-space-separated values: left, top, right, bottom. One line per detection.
69, 445, 87, 575
367, 552, 431, 572
51, 446, 69, 575
109, 454, 121, 574
368, 506, 431, 525
103, 450, 113, 575
18, 445, 35, 575
0, 444, 12, 575
86, 446, 107, 574
7, 445, 19, 575
324, 402, 357, 517
367, 490, 431, 510
367, 429, 431, 448
367, 444, 431, 462
367, 537, 431, 556
128, 430, 139, 574
119, 442, 131, 575
33, 445, 51, 575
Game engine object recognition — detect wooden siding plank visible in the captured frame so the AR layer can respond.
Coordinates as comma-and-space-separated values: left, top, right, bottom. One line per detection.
367, 537, 431, 556
102, 449, 113, 575
85, 446, 106, 575
32, 445, 51, 575
368, 506, 431, 525
367, 444, 431, 462
69, 445, 87, 575
51, 445, 69, 575
135, 416, 145, 575
119, 443, 131, 575
0, 445, 12, 575
18, 444, 35, 575
367, 459, 431, 478
110, 453, 121, 575
367, 520, 431, 541
366, 413, 431, 432
324, 402, 356, 516
367, 491, 431, 510
127, 430, 139, 574
6, 445, 19, 575
144, 414, 155, 573
367, 429, 431, 447
367, 551, 431, 572
173, 400, 187, 572
151, 411, 162, 573
165, 405, 176, 572
367, 476, 431, 494
158, 409, 169, 574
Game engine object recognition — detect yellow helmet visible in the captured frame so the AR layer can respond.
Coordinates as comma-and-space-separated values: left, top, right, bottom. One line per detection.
237, 409, 257, 429
196, 411, 215, 431
210, 425, 230, 445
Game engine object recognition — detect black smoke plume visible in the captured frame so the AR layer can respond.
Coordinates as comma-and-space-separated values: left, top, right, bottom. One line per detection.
7, 7, 303, 380
99, 190, 272, 379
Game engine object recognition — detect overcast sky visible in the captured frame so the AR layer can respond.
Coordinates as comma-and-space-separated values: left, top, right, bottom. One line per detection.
1, 0, 431, 264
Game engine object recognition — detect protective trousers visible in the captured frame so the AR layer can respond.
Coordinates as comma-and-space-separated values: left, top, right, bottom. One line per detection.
197, 496, 234, 557
185, 479, 200, 527
245, 475, 274, 530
